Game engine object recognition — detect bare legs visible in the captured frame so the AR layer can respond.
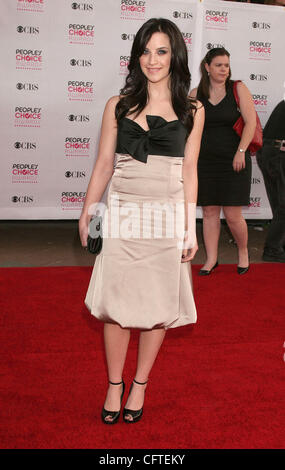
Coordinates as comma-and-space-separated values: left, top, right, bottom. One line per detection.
223, 206, 249, 267
201, 206, 221, 270
124, 328, 166, 420
103, 324, 130, 422
202, 205, 249, 268
103, 323, 166, 422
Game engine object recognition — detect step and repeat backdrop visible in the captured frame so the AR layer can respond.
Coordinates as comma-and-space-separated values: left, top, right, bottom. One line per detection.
1, 0, 285, 219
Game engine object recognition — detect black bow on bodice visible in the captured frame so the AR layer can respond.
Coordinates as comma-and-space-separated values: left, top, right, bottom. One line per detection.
115, 115, 187, 163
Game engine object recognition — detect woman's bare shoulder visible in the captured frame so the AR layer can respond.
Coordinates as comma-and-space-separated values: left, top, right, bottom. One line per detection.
235, 81, 253, 100
105, 95, 121, 109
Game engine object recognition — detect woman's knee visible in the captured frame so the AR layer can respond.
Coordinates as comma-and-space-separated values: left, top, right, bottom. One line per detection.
202, 206, 221, 219
223, 207, 243, 225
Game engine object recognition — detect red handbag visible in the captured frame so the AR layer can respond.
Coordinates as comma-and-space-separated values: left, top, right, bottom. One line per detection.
232, 80, 263, 154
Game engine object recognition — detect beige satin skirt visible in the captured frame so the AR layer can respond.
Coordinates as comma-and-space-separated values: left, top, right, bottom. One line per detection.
85, 153, 197, 330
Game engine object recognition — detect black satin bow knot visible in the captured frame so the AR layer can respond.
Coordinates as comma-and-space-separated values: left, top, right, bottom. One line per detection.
116, 115, 187, 163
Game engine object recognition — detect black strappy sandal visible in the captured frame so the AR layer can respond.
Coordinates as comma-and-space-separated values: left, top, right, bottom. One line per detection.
123, 378, 148, 424
101, 380, 125, 425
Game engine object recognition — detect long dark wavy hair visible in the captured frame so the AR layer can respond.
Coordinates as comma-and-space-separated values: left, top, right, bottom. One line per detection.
197, 47, 232, 102
115, 18, 197, 135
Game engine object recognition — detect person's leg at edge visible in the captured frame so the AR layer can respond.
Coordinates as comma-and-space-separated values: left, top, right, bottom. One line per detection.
103, 323, 130, 422
201, 205, 221, 270
124, 328, 166, 421
223, 206, 249, 267
263, 153, 285, 257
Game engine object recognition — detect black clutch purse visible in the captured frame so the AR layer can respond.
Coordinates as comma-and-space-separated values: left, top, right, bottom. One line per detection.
87, 215, 103, 255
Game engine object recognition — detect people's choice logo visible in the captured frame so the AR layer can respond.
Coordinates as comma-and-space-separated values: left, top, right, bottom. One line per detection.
120, 0, 146, 20
67, 80, 94, 102
65, 137, 91, 158
11, 163, 39, 184
14, 106, 42, 128
17, 0, 44, 13
16, 49, 43, 70
119, 55, 130, 76
205, 10, 229, 30
252, 94, 268, 113
61, 191, 86, 210
68, 24, 95, 45
181, 32, 192, 51
249, 41, 272, 60
249, 196, 261, 208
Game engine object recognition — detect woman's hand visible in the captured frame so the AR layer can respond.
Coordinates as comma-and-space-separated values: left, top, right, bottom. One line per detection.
232, 150, 245, 172
79, 216, 90, 248
181, 241, 198, 263
181, 231, 198, 263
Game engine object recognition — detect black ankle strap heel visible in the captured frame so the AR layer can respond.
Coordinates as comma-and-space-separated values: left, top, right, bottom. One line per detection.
123, 378, 148, 424
109, 380, 124, 386
101, 380, 125, 425
133, 379, 148, 386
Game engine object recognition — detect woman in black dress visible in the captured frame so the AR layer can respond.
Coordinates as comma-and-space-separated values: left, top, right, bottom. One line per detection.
190, 48, 256, 275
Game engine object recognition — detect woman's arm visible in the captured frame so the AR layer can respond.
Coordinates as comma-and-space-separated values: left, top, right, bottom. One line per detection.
233, 81, 256, 172
79, 95, 119, 246
181, 102, 205, 262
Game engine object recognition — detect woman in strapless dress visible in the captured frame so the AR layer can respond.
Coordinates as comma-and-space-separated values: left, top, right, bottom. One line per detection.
79, 18, 204, 425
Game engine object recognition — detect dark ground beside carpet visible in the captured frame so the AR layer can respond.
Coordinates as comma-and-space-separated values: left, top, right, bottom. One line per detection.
0, 219, 269, 267
0, 264, 285, 449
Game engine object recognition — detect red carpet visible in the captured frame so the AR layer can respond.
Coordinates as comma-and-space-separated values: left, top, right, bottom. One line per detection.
0, 264, 285, 449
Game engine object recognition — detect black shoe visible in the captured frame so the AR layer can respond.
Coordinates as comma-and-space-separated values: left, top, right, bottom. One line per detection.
262, 251, 285, 263
237, 265, 250, 275
237, 253, 250, 275
199, 261, 219, 276
101, 380, 125, 425
123, 379, 148, 424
